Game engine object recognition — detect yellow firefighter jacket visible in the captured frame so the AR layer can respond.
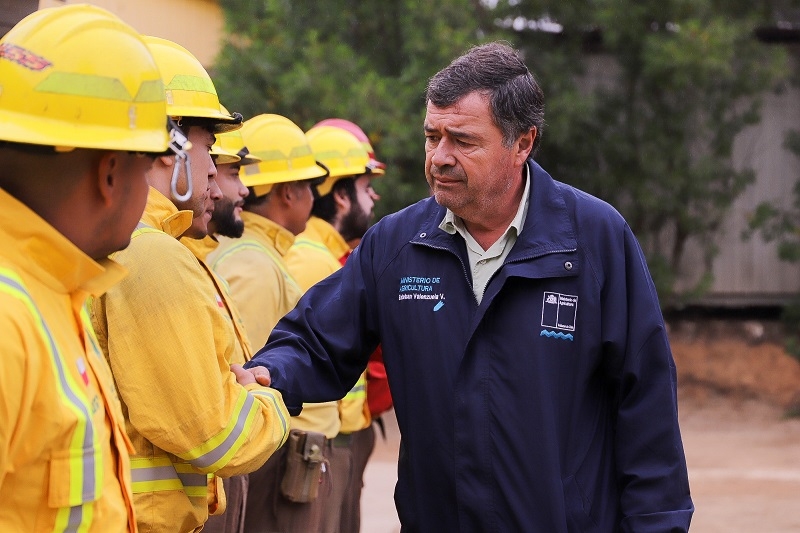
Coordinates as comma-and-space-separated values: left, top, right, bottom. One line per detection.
208, 211, 340, 438
0, 189, 136, 532
180, 235, 252, 365
284, 216, 370, 433
90, 188, 289, 533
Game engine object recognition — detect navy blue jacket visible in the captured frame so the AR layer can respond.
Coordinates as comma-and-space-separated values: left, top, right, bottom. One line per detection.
247, 160, 694, 532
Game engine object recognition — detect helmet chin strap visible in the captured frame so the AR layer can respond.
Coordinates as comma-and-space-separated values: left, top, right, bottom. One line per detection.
167, 118, 193, 202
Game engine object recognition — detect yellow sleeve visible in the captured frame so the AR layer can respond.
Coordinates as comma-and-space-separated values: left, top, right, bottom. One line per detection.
284, 241, 341, 293
338, 371, 370, 433
94, 233, 288, 476
212, 246, 298, 349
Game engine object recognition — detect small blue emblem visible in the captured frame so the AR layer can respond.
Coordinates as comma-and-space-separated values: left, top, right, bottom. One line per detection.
540, 329, 574, 341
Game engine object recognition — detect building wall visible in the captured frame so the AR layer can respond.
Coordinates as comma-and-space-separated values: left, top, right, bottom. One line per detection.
678, 48, 800, 306
37, 0, 223, 67
582, 50, 800, 306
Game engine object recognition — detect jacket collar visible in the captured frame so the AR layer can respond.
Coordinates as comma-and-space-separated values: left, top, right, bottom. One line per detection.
241, 211, 295, 256
180, 234, 219, 262
0, 188, 126, 297
413, 159, 577, 260
140, 187, 193, 238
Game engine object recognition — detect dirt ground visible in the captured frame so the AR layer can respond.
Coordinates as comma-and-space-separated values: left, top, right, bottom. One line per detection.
361, 318, 800, 532
671, 319, 800, 532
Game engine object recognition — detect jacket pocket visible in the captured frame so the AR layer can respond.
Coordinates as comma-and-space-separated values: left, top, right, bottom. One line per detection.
48, 447, 100, 508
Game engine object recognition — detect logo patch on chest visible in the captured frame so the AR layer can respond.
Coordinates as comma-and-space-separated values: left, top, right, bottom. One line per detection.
541, 291, 578, 332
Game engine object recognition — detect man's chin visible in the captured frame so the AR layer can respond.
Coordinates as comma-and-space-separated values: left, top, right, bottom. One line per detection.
433, 190, 457, 209
182, 226, 209, 240
214, 218, 245, 238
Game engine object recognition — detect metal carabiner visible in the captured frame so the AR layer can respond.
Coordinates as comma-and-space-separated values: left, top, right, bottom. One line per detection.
167, 118, 193, 202
170, 151, 193, 202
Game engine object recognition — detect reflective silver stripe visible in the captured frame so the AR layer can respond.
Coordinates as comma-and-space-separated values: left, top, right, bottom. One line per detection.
130, 461, 208, 498
177, 472, 208, 487
129, 464, 206, 487
348, 383, 366, 393
250, 388, 289, 445
0, 273, 96, 531
131, 465, 178, 483
188, 391, 256, 470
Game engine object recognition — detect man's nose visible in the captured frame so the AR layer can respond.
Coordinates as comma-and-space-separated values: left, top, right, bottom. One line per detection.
207, 153, 218, 180
430, 137, 456, 167
209, 178, 222, 200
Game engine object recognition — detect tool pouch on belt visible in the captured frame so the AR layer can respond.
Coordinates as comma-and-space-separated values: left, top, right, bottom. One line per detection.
280, 429, 326, 503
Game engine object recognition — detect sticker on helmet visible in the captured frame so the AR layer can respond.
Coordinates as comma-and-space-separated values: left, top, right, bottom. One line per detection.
0, 43, 52, 71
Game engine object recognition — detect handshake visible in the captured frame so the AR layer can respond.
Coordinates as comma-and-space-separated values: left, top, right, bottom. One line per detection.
231, 364, 272, 387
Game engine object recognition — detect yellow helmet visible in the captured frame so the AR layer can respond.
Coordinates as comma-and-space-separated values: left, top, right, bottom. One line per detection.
305, 126, 370, 196
142, 36, 242, 133
209, 137, 240, 165
210, 105, 242, 164
313, 118, 386, 175
0, 4, 170, 152
240, 114, 328, 196
210, 104, 263, 166
213, 128, 263, 166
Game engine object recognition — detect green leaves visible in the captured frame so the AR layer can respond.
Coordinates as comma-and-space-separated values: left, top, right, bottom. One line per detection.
213, 0, 794, 306
214, 0, 494, 215
521, 1, 789, 304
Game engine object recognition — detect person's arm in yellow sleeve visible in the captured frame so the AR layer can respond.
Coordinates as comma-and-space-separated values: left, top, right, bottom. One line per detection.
99, 235, 288, 477
213, 247, 296, 349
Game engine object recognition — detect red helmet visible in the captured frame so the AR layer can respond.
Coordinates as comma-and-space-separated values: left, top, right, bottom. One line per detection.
313, 118, 386, 175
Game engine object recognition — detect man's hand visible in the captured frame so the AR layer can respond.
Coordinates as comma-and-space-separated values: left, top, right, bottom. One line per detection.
230, 364, 256, 386
231, 364, 271, 387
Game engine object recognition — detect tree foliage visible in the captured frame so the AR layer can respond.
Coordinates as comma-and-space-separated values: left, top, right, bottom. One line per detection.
214, 0, 498, 215
492, 0, 789, 303
213, 0, 791, 304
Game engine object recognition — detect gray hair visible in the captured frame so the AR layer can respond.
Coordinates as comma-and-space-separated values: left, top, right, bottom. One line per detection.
426, 42, 544, 154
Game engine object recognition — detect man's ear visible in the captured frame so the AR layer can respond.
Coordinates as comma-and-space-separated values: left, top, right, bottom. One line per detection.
515, 127, 536, 165
333, 187, 350, 211
95, 151, 120, 207
271, 182, 292, 205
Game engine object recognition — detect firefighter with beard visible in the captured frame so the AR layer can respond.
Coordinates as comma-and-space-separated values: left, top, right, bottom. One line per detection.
284, 123, 384, 533
206, 114, 337, 533
90, 38, 289, 533
188, 118, 264, 533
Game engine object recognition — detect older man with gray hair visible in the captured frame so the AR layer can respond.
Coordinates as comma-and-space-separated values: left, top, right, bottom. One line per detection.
246, 41, 694, 532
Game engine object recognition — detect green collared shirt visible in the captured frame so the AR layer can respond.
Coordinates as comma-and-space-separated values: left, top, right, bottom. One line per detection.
440, 166, 531, 304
